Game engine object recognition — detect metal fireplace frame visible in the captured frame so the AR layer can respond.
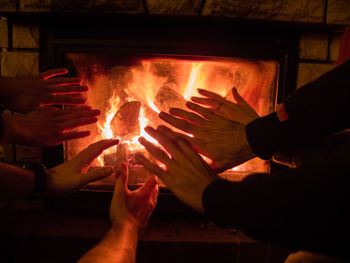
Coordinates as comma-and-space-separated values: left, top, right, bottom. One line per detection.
31, 13, 302, 218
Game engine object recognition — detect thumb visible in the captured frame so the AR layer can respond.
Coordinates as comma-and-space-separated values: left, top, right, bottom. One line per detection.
83, 166, 114, 184
139, 175, 158, 196
114, 162, 129, 196
232, 87, 249, 105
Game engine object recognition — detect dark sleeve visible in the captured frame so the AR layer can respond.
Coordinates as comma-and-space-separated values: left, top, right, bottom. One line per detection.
0, 116, 3, 140
246, 59, 350, 160
202, 135, 350, 259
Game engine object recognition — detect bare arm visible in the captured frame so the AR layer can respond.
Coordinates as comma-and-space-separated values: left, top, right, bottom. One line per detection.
79, 163, 158, 263
78, 220, 138, 263
0, 106, 100, 147
0, 139, 118, 201
0, 68, 87, 114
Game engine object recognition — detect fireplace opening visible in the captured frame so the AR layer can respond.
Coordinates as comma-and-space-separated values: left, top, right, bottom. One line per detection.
38, 14, 298, 214
65, 54, 279, 189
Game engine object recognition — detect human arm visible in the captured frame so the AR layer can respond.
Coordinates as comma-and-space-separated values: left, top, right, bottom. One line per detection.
246, 59, 350, 160
160, 60, 350, 166
0, 106, 100, 147
136, 123, 350, 259
136, 125, 218, 213
202, 134, 350, 259
0, 139, 119, 201
159, 94, 256, 172
78, 163, 158, 263
0, 68, 87, 114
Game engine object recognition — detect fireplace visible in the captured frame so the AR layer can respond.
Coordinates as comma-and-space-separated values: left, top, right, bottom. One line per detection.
40, 14, 298, 193
1, 6, 347, 262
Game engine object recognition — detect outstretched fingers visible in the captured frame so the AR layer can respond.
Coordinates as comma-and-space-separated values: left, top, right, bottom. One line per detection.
144, 126, 185, 162
39, 68, 69, 80
138, 136, 171, 167
186, 101, 216, 120
168, 108, 206, 126
45, 77, 82, 86
73, 139, 119, 171
49, 84, 88, 93
60, 131, 91, 141
45, 94, 87, 105
232, 87, 249, 106
159, 111, 196, 134
83, 166, 114, 185
135, 152, 166, 179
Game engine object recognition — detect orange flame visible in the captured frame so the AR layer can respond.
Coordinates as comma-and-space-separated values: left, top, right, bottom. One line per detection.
184, 63, 203, 100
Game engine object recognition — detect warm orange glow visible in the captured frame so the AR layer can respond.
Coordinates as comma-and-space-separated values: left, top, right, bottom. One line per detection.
184, 63, 202, 100
147, 97, 160, 113
67, 54, 278, 181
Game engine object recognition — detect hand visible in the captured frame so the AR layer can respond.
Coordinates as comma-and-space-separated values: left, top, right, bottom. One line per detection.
135, 126, 219, 213
1, 106, 100, 146
191, 88, 259, 125
0, 68, 87, 113
159, 101, 256, 173
46, 139, 119, 197
110, 163, 158, 229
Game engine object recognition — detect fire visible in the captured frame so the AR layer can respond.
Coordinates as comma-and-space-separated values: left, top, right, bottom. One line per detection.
67, 54, 276, 179
184, 63, 203, 100
92, 59, 247, 166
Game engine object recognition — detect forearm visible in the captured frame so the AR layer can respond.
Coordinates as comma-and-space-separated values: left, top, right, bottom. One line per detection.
0, 162, 35, 201
247, 60, 350, 160
78, 220, 139, 263
203, 139, 350, 258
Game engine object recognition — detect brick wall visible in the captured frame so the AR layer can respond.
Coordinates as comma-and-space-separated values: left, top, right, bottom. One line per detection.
0, 16, 41, 163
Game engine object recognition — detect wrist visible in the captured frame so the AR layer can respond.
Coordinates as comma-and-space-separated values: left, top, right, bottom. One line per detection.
111, 218, 139, 232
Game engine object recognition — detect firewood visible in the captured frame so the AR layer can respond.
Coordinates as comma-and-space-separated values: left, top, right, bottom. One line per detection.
111, 101, 141, 139
154, 84, 186, 113
142, 104, 161, 129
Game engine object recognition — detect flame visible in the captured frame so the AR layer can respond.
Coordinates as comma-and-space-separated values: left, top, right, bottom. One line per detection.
67, 56, 274, 180
96, 91, 120, 165
184, 63, 203, 100
122, 107, 159, 152
147, 97, 160, 113
92, 60, 238, 166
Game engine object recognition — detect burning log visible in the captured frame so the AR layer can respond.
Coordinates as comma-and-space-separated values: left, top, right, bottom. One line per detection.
111, 101, 141, 139
154, 84, 187, 113
143, 104, 161, 129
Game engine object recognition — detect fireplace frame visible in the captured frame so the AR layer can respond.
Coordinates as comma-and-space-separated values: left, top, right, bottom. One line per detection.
1, 12, 339, 217
38, 13, 301, 170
